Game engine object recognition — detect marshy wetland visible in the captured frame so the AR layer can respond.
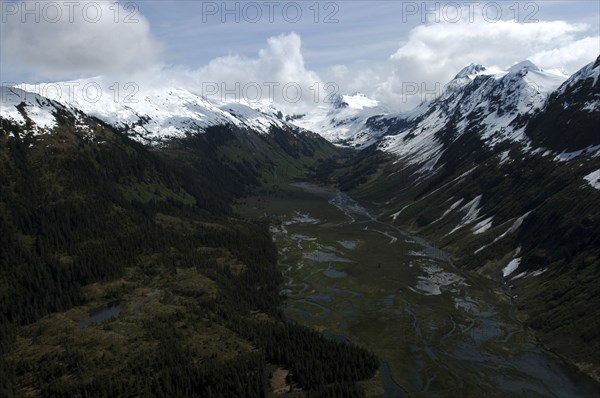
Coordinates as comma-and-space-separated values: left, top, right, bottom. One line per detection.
238, 183, 599, 398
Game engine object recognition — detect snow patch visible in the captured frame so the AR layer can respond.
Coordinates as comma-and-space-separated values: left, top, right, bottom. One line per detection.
503, 258, 521, 277
449, 195, 482, 234
554, 145, 600, 162
511, 267, 547, 280
472, 217, 494, 234
499, 150, 511, 164
25, 106, 57, 129
474, 212, 531, 254
511, 271, 527, 280
583, 169, 600, 190
436, 198, 464, 222
391, 204, 412, 221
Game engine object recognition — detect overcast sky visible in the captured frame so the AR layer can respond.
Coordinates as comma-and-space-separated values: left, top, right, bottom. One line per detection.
1, 0, 599, 110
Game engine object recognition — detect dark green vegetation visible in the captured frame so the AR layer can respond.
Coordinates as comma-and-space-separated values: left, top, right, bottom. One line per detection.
0, 111, 377, 397
316, 120, 600, 383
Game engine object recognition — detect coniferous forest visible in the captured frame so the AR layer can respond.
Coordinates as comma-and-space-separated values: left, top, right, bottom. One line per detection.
0, 111, 377, 397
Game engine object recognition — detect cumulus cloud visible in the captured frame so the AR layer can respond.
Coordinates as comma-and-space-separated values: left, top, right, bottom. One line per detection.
325, 18, 599, 110
1, 0, 163, 80
530, 36, 600, 74
54, 33, 324, 114
154, 32, 324, 113
389, 19, 593, 73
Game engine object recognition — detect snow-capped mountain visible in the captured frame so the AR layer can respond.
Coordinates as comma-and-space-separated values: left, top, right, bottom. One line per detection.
1, 79, 292, 145
312, 58, 599, 293
2, 58, 597, 161
323, 60, 573, 173
290, 92, 390, 147
526, 56, 600, 152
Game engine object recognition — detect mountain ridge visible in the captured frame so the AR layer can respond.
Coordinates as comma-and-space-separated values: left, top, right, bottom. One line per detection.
315, 56, 600, 381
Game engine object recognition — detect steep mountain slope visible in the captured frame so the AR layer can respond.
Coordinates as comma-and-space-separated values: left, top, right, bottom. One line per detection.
319, 56, 600, 381
526, 56, 600, 152
294, 62, 568, 165
5, 80, 296, 145
1, 82, 340, 198
1, 86, 80, 135
372, 61, 567, 171
1, 85, 337, 212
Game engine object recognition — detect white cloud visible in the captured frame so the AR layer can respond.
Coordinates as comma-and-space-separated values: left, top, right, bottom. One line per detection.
1, 0, 163, 80
389, 19, 593, 72
530, 36, 600, 74
46, 32, 324, 114
167, 32, 325, 113
326, 18, 599, 110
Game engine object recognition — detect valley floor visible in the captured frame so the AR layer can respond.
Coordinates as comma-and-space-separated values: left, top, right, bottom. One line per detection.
237, 183, 600, 398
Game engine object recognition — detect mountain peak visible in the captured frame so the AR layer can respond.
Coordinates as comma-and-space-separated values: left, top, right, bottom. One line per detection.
332, 93, 349, 109
446, 64, 490, 94
507, 60, 540, 74
454, 63, 487, 79
341, 93, 379, 110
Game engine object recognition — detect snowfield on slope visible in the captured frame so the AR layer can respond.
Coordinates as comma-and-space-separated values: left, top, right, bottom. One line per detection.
503, 258, 521, 277
0, 86, 61, 132
584, 169, 600, 190
11, 80, 289, 144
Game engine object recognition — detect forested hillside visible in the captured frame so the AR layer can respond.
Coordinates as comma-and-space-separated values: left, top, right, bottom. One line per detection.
0, 108, 377, 397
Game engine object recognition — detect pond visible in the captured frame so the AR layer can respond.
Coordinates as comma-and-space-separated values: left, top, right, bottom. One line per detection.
78, 301, 125, 327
